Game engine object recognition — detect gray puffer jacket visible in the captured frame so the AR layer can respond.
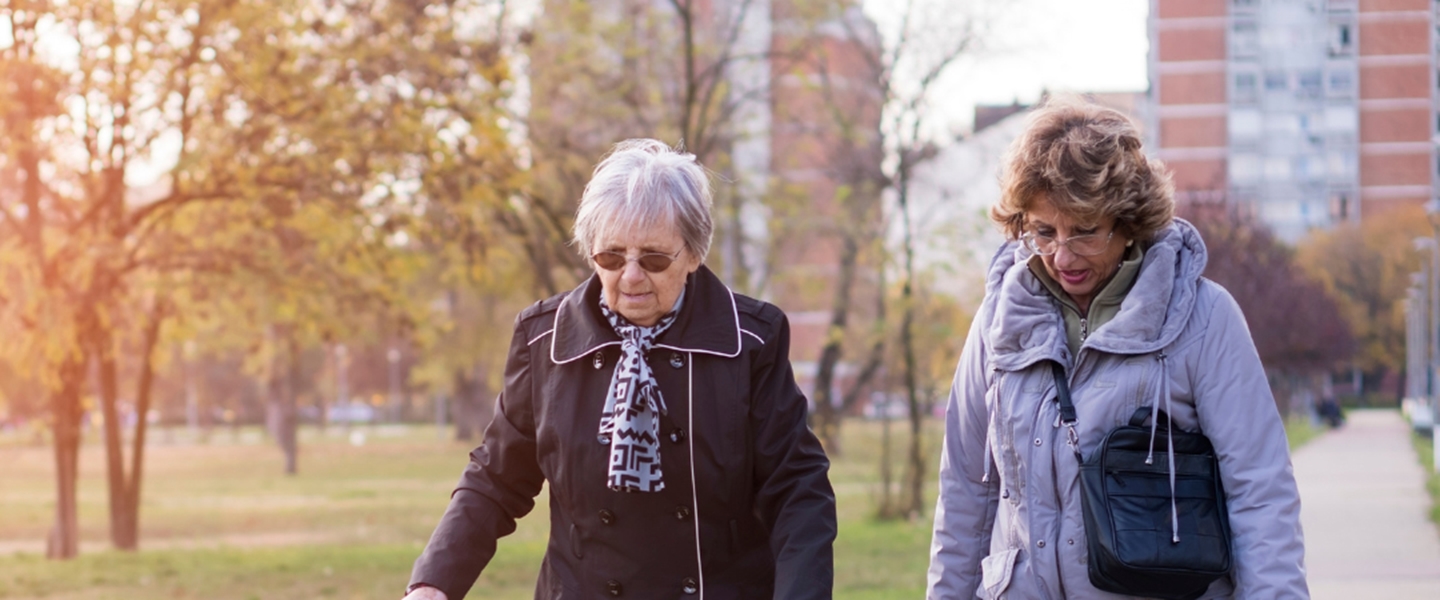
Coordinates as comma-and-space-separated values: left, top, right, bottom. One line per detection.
926, 219, 1307, 599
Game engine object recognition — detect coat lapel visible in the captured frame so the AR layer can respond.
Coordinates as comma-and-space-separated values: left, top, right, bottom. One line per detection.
550, 265, 742, 365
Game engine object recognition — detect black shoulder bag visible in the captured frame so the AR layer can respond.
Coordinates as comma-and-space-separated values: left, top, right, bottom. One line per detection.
1051, 361, 1232, 600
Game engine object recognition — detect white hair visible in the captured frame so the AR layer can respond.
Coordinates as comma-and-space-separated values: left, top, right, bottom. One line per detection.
572, 139, 714, 262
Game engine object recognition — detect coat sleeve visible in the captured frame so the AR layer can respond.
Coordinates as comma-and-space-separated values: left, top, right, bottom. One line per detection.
926, 314, 1000, 600
1191, 286, 1309, 599
408, 316, 547, 600
748, 308, 837, 600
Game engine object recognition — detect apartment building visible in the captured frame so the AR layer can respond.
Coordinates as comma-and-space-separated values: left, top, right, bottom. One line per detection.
1148, 0, 1438, 241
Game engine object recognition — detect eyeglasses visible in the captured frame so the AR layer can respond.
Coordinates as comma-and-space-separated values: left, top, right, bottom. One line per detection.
1022, 230, 1114, 257
591, 248, 684, 273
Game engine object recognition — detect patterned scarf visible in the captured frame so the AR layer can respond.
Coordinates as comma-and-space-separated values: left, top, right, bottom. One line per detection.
597, 291, 684, 492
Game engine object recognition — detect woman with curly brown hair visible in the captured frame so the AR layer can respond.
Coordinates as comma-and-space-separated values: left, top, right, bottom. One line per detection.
926, 95, 1307, 599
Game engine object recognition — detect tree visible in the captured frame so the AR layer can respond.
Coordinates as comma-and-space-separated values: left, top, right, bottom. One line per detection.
763, 2, 888, 455
1295, 204, 1431, 401
850, 0, 994, 520
0, 0, 525, 556
1185, 207, 1354, 413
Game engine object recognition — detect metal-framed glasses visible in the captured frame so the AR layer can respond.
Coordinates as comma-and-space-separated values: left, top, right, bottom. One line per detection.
591, 248, 684, 273
1022, 230, 1114, 257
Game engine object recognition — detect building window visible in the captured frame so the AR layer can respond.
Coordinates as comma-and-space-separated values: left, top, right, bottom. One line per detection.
1233, 72, 1258, 104
1264, 70, 1288, 92
1232, 20, 1260, 59
1326, 105, 1358, 135
1327, 69, 1354, 96
1265, 156, 1292, 181
1298, 70, 1322, 99
1330, 23, 1354, 57
1330, 192, 1352, 221
1230, 109, 1262, 145
1231, 153, 1261, 185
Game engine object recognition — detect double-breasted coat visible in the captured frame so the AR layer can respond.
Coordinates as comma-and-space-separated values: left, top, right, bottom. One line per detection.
409, 265, 836, 599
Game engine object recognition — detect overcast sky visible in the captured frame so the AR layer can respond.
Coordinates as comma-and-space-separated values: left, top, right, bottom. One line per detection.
865, 0, 1151, 135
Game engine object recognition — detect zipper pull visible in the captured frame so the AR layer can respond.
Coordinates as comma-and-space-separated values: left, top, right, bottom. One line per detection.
1080, 317, 1089, 342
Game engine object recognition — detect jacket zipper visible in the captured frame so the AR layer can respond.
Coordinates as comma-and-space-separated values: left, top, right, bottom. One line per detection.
1079, 317, 1089, 342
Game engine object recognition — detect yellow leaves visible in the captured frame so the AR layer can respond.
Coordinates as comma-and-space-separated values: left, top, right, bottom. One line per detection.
1295, 204, 1433, 372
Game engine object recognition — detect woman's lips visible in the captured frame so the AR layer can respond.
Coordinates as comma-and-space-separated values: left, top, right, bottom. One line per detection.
1059, 270, 1089, 285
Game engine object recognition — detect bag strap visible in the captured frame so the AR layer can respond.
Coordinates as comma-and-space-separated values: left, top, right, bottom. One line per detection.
1050, 361, 1082, 462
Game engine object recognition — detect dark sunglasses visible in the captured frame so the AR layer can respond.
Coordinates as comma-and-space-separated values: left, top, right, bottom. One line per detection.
591, 248, 683, 273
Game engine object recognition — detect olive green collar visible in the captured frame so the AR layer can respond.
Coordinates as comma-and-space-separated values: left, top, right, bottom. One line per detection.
1028, 242, 1146, 353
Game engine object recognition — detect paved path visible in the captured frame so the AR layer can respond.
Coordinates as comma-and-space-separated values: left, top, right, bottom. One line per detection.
1293, 409, 1440, 599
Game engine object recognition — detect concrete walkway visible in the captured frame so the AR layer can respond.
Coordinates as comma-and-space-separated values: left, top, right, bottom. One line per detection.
1293, 409, 1440, 599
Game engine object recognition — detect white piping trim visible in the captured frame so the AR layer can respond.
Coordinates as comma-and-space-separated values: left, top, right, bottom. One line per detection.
740, 329, 765, 345
527, 329, 555, 346
550, 283, 746, 363
686, 353, 705, 598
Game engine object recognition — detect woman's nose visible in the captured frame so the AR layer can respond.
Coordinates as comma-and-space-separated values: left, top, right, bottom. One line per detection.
620, 259, 647, 281
1052, 244, 1079, 266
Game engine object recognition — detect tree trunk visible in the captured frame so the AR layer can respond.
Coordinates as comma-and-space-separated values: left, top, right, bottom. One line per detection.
452, 367, 492, 442
451, 369, 475, 441
47, 355, 87, 560
91, 321, 137, 550
812, 237, 861, 454
110, 302, 166, 551
877, 409, 895, 517
897, 161, 926, 521
269, 326, 300, 475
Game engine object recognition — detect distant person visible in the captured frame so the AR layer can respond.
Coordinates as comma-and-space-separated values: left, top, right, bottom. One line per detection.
1317, 396, 1345, 428
926, 95, 1308, 598
403, 139, 836, 600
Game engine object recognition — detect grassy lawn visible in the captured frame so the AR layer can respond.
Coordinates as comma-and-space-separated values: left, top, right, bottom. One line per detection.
1284, 414, 1325, 451
0, 420, 940, 599
1413, 432, 1440, 530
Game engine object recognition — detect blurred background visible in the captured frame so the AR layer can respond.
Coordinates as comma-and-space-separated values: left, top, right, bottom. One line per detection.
1, 0, 1438, 598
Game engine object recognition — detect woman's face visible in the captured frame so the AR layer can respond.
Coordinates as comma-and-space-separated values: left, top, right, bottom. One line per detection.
591, 222, 700, 327
1026, 195, 1130, 313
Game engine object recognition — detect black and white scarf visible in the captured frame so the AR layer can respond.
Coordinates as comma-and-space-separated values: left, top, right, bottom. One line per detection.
597, 292, 684, 492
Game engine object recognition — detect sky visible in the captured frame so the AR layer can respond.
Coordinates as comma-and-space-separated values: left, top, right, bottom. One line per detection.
872, 0, 1152, 135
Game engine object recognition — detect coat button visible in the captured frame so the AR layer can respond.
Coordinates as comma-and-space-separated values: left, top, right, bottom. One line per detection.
599, 509, 615, 525
1067, 539, 1075, 545
1037, 540, 1046, 548
674, 506, 691, 521
1001, 488, 1010, 499
1033, 438, 1042, 446
681, 577, 699, 594
593, 352, 605, 369
670, 352, 685, 368
669, 428, 686, 444
606, 580, 623, 596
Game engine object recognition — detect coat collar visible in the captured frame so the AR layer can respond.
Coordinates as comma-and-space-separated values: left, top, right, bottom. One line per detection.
550, 264, 743, 364
980, 218, 1209, 369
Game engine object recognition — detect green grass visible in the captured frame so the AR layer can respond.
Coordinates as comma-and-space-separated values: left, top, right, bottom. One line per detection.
1412, 432, 1440, 531
1284, 414, 1325, 451
0, 420, 941, 599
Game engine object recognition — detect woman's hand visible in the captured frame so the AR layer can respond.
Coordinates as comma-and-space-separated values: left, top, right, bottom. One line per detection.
402, 585, 448, 600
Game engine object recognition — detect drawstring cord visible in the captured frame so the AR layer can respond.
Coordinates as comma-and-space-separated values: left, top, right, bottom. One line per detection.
1143, 352, 1180, 544
981, 368, 999, 483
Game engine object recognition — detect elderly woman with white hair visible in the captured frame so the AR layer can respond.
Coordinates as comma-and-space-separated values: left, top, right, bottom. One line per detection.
403, 139, 836, 600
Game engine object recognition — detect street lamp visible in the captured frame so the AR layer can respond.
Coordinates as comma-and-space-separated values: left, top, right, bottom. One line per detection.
1421, 203, 1440, 472
1408, 285, 1423, 401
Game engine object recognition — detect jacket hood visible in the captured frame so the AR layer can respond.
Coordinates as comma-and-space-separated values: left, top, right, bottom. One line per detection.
550, 264, 744, 364
981, 218, 1209, 370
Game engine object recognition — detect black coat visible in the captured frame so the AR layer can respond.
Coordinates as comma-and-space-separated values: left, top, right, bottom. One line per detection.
409, 265, 836, 599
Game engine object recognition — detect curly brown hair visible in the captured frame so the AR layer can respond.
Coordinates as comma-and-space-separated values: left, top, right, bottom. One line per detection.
991, 94, 1175, 242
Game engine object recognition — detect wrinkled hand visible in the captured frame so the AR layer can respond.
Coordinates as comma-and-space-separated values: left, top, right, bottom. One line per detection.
402, 585, 448, 600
